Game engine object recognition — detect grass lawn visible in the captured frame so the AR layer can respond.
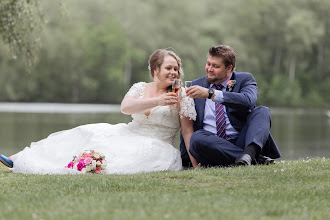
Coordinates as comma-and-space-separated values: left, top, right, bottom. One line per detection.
0, 158, 329, 220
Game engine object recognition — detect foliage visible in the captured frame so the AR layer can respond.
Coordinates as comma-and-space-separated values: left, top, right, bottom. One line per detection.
0, 0, 45, 69
0, 0, 329, 107
79, 19, 130, 103
0, 158, 329, 219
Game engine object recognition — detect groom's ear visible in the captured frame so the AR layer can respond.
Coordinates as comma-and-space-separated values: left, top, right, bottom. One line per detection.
226, 65, 233, 74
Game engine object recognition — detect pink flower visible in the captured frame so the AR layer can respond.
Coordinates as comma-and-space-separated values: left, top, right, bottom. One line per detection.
84, 157, 92, 165
68, 161, 74, 168
81, 154, 88, 160
226, 80, 236, 92
77, 160, 86, 171
94, 166, 102, 173
87, 153, 94, 158
67, 161, 74, 168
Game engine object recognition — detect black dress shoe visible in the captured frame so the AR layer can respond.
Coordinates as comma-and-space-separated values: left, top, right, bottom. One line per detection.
256, 155, 275, 165
235, 154, 252, 166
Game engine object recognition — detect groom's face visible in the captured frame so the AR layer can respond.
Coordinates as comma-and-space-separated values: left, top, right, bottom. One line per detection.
205, 55, 232, 84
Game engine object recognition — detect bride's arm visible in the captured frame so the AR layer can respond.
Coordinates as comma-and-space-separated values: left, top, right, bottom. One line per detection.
121, 93, 178, 115
121, 96, 158, 115
180, 116, 199, 168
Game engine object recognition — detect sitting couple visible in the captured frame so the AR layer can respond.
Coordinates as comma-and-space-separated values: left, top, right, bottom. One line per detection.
0, 45, 281, 174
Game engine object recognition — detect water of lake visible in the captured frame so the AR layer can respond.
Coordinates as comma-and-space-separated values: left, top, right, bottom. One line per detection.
0, 103, 329, 160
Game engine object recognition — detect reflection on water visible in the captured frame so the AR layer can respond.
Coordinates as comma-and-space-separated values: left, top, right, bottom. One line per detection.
0, 105, 329, 160
0, 112, 131, 156
270, 108, 330, 160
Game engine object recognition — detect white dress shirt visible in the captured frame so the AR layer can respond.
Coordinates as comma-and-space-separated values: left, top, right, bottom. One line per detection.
203, 74, 239, 140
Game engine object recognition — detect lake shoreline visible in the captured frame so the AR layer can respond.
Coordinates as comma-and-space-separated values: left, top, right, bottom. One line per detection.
0, 102, 329, 116
0, 104, 329, 160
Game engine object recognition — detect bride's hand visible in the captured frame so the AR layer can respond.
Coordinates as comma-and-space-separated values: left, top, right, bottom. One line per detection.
157, 92, 178, 106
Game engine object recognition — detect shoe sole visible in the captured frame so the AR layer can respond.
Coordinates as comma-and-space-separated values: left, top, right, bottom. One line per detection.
0, 157, 13, 168
265, 159, 275, 165
235, 161, 250, 166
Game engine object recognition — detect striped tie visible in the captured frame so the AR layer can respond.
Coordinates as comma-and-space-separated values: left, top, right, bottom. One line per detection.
213, 84, 227, 139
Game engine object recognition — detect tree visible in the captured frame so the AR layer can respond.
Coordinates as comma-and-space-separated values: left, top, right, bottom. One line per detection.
284, 9, 324, 82
0, 0, 45, 69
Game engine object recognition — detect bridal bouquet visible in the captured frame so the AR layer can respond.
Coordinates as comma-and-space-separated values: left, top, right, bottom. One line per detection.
65, 150, 106, 173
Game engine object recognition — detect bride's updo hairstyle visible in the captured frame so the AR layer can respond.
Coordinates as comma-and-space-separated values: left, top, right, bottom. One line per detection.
148, 49, 184, 80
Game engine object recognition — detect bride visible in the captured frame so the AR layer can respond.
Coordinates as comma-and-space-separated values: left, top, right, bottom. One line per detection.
0, 49, 197, 174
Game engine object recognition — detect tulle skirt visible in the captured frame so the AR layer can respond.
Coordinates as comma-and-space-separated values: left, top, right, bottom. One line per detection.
11, 123, 182, 174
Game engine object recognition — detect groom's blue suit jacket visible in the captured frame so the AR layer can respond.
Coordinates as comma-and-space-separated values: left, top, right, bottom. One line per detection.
193, 72, 257, 132
184, 71, 281, 159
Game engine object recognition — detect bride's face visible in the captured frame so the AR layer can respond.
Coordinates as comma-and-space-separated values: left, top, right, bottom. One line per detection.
154, 55, 179, 86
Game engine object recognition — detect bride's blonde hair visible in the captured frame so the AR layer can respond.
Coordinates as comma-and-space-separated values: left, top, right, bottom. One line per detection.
148, 48, 184, 80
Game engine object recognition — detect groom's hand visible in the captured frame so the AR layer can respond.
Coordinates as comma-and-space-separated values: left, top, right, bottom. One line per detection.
186, 86, 209, 99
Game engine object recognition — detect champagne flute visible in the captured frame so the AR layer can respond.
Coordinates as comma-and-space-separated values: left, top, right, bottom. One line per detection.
172, 79, 181, 93
185, 81, 192, 88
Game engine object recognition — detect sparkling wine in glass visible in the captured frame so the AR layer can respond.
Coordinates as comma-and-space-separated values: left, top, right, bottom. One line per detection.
172, 79, 181, 93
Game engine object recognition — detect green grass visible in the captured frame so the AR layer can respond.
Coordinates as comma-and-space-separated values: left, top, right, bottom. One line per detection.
0, 158, 329, 220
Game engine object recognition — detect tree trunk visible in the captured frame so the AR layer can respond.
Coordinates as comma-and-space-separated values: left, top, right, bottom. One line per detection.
289, 56, 296, 82
274, 47, 282, 75
71, 64, 80, 103
317, 42, 324, 80
124, 59, 132, 86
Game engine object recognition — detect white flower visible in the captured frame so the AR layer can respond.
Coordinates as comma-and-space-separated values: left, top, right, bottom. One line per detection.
81, 168, 87, 173
91, 160, 97, 170
86, 166, 92, 172
96, 161, 102, 166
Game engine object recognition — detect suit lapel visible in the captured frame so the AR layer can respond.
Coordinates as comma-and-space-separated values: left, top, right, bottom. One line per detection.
225, 72, 236, 115
225, 72, 236, 91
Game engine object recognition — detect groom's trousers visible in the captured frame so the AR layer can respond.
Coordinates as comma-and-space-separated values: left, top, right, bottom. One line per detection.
184, 106, 274, 166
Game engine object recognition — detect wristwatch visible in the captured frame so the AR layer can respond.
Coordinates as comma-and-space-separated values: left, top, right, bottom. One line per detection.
208, 88, 214, 99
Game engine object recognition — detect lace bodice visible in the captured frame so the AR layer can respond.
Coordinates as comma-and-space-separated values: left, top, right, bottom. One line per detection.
125, 82, 196, 146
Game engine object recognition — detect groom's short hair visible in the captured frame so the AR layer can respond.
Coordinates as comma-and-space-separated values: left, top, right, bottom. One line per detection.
209, 45, 236, 70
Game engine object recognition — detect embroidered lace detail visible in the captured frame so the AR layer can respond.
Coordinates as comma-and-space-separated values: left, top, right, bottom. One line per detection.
125, 82, 145, 99
127, 83, 196, 145
179, 88, 197, 120
128, 105, 179, 145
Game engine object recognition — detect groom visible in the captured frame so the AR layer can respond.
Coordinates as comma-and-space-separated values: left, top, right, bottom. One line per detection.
180, 45, 281, 167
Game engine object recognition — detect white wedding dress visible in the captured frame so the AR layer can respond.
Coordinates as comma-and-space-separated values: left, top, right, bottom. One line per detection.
11, 82, 196, 174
